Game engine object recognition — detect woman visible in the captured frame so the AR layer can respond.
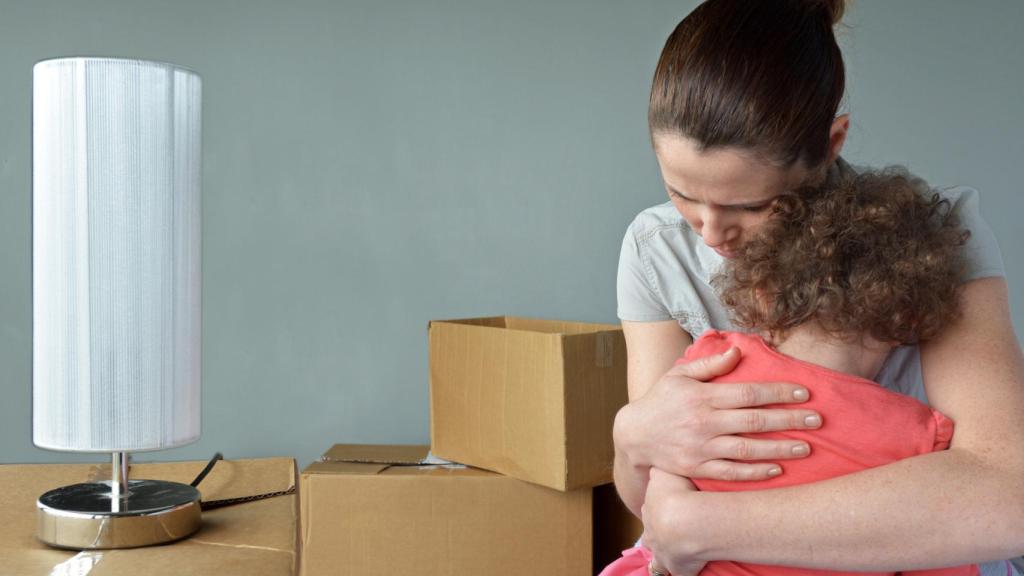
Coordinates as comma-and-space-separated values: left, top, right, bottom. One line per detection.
604, 170, 977, 576
612, 1, 1024, 575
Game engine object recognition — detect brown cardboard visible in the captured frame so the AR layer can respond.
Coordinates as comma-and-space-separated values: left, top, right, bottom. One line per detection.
429, 316, 628, 491
0, 457, 299, 576
300, 444, 594, 576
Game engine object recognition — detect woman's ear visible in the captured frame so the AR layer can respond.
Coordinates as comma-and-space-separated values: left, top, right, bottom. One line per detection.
828, 114, 851, 163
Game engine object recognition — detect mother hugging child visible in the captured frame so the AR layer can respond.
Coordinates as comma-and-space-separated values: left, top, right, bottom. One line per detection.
602, 168, 978, 576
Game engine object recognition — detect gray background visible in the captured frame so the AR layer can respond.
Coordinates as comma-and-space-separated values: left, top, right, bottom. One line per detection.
2, 1, 1021, 468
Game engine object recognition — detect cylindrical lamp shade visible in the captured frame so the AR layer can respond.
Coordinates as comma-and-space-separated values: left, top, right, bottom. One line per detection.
33, 58, 202, 452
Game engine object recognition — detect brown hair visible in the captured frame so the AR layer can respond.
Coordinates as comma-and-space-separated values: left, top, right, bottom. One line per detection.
649, 0, 846, 169
718, 169, 969, 344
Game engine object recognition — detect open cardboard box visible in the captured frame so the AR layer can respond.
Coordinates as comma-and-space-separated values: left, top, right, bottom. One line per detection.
429, 316, 628, 491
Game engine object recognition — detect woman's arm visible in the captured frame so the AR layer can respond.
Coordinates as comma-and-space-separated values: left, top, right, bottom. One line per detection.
644, 277, 1024, 572
614, 319, 690, 517
613, 319, 818, 517
622, 320, 692, 401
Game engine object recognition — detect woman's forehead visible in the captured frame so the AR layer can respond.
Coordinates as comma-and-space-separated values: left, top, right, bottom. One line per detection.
654, 134, 805, 203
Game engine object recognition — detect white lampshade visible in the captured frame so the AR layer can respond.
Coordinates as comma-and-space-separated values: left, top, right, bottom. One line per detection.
33, 57, 202, 453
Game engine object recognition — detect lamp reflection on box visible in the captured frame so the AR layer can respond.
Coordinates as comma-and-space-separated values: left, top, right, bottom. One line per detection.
32, 57, 203, 549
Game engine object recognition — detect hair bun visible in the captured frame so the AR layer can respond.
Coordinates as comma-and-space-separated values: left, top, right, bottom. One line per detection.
814, 0, 846, 26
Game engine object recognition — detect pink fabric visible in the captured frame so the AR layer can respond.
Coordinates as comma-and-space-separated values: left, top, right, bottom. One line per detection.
598, 331, 978, 576
598, 545, 651, 576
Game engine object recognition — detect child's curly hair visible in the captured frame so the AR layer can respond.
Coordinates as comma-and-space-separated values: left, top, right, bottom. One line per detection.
718, 167, 969, 344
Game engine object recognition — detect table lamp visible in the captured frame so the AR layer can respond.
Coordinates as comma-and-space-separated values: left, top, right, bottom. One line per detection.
32, 57, 203, 549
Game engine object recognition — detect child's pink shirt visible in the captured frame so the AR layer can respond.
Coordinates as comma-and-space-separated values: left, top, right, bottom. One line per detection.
599, 330, 976, 576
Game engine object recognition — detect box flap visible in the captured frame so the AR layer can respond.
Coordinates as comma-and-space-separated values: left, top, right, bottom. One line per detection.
304, 461, 390, 476
429, 316, 627, 490
429, 319, 568, 489
320, 444, 430, 465
430, 316, 620, 337
429, 316, 507, 330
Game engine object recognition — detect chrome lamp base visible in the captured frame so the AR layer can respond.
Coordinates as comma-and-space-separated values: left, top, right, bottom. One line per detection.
37, 479, 201, 549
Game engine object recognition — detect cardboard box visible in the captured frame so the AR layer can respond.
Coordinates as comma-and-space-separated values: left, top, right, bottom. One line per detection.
301, 444, 642, 576
0, 457, 299, 575
429, 316, 628, 491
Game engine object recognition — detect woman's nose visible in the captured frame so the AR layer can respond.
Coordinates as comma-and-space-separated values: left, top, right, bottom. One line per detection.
700, 210, 735, 247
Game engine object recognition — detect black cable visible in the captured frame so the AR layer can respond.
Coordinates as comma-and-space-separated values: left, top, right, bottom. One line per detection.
200, 487, 297, 511
190, 452, 224, 487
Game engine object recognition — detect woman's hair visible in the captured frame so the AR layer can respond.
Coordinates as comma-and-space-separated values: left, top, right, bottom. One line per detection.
649, 0, 846, 169
718, 168, 969, 345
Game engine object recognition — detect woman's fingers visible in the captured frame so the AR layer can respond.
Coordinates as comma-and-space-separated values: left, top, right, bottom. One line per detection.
690, 459, 788, 482
618, 355, 819, 480
702, 435, 811, 462
667, 346, 742, 381
708, 408, 823, 435
701, 380, 812, 409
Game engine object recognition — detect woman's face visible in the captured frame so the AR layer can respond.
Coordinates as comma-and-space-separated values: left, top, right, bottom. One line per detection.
653, 133, 812, 258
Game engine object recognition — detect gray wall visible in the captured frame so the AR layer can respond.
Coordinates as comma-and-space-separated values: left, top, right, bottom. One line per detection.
2, 1, 1021, 468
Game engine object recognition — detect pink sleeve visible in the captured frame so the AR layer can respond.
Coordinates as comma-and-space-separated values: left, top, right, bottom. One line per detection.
597, 546, 651, 576
677, 330, 732, 365
931, 410, 955, 451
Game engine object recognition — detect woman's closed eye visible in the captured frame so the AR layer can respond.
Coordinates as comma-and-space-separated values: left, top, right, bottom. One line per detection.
669, 189, 691, 202
739, 203, 773, 213
668, 187, 775, 212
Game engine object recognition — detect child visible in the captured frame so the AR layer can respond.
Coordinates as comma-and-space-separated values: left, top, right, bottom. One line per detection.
601, 168, 976, 576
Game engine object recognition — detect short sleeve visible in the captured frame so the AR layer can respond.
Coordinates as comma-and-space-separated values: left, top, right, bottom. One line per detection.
931, 410, 954, 451
616, 221, 672, 322
943, 186, 1005, 281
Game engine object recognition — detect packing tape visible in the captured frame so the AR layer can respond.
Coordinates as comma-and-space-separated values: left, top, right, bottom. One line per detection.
422, 452, 467, 468
49, 551, 103, 576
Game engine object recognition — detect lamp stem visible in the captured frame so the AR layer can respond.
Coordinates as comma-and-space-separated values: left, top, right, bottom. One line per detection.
111, 451, 129, 511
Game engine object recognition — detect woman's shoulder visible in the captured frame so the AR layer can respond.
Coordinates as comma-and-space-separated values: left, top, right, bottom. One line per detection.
618, 201, 730, 335
623, 200, 713, 262
838, 158, 1003, 281
622, 200, 721, 275
624, 200, 686, 239
838, 158, 982, 208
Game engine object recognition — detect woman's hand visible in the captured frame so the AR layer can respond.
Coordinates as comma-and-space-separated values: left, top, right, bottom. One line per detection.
615, 346, 821, 482
643, 469, 706, 576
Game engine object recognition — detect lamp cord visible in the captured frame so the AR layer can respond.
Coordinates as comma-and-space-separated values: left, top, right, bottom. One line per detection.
190, 452, 297, 511
190, 451, 224, 487
200, 488, 297, 511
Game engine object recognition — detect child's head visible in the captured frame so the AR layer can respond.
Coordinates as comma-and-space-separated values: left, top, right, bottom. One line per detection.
718, 168, 969, 345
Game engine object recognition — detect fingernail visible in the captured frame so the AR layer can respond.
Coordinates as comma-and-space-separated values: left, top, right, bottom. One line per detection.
804, 415, 822, 427
793, 388, 809, 401
791, 444, 809, 456
767, 467, 782, 477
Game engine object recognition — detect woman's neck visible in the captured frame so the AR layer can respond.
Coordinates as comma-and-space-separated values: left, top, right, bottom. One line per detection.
771, 323, 892, 382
